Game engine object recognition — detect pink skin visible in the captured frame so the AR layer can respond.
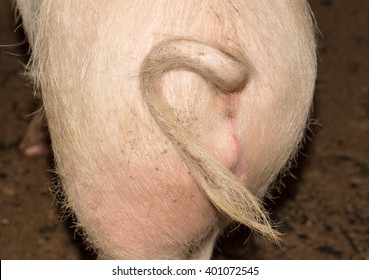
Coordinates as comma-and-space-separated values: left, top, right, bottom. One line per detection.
15, 0, 317, 259
221, 94, 239, 173
19, 109, 50, 157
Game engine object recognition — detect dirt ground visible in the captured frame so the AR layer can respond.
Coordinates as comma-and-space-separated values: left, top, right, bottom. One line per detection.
1, 0, 368, 260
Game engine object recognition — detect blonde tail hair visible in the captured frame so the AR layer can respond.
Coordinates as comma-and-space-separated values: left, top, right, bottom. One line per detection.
140, 38, 281, 243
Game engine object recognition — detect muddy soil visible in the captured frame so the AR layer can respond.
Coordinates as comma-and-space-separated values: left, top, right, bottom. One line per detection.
1, 0, 368, 259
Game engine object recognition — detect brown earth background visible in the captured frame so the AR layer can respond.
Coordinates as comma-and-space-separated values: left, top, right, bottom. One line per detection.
1, 0, 368, 259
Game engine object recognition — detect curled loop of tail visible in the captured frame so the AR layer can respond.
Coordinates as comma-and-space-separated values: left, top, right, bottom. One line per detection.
140, 38, 281, 243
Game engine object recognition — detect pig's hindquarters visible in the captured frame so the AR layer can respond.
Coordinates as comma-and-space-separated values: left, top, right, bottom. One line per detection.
15, 0, 317, 259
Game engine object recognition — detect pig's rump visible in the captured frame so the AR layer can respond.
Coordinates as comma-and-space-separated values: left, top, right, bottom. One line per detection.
15, 0, 317, 259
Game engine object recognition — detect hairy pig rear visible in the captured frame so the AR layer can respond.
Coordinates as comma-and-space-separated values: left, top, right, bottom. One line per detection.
15, 0, 317, 259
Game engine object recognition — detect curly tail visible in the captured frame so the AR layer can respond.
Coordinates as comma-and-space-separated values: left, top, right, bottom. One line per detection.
140, 38, 281, 244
